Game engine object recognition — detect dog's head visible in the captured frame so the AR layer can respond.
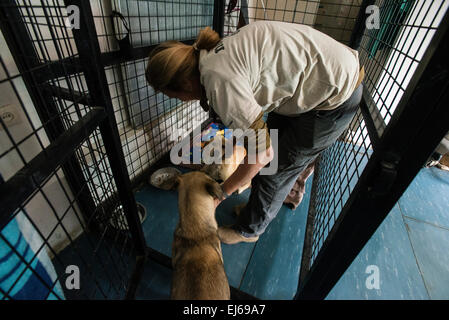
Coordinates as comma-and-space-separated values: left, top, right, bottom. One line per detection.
201, 135, 245, 182
174, 171, 224, 203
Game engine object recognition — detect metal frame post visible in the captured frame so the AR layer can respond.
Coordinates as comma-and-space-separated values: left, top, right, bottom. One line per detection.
349, 0, 377, 50
296, 9, 449, 300
65, 0, 147, 257
213, 0, 225, 38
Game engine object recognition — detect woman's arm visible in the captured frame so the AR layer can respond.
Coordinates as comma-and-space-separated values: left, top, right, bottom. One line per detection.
216, 143, 274, 206
216, 111, 274, 205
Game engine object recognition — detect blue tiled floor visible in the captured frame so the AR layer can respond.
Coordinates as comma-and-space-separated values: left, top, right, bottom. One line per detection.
399, 167, 449, 229
403, 218, 449, 299
399, 167, 449, 299
327, 166, 449, 300
326, 204, 429, 300
238, 180, 311, 299
133, 166, 449, 300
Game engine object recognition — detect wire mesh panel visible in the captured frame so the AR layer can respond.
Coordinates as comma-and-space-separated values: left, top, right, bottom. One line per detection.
0, 0, 144, 299
309, 111, 372, 263
360, 0, 449, 133
114, 0, 214, 46
219, 0, 448, 299
1, 130, 137, 299
306, 0, 449, 269
104, 60, 208, 182
293, 0, 449, 299
224, 0, 363, 44
14, 0, 80, 61
91, 0, 211, 181
1, 0, 216, 300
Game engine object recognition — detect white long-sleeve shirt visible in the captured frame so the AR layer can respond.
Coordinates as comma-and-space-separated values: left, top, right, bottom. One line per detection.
199, 21, 360, 130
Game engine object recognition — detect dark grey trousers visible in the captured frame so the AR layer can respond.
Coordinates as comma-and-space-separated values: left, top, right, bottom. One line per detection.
236, 84, 364, 238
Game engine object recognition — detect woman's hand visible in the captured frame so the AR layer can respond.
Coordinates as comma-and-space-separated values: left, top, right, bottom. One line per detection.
212, 143, 274, 210
214, 197, 222, 209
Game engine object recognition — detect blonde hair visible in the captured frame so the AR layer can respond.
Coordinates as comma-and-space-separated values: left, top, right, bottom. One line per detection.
145, 27, 220, 92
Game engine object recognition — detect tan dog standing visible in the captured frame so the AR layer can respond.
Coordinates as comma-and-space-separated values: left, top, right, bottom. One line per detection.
171, 171, 230, 300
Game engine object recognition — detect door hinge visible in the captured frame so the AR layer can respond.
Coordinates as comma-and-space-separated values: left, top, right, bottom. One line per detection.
368, 152, 400, 197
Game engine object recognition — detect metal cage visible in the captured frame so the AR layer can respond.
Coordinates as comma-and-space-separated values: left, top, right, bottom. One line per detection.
0, 0, 448, 300
297, 0, 449, 299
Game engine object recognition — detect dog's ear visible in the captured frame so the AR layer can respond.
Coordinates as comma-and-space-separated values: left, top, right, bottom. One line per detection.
205, 181, 224, 200
169, 175, 182, 190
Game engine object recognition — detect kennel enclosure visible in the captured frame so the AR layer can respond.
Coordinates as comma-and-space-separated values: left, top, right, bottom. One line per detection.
0, 0, 448, 299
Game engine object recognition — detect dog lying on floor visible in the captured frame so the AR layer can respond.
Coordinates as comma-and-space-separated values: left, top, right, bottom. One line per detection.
171, 171, 230, 300
201, 135, 250, 194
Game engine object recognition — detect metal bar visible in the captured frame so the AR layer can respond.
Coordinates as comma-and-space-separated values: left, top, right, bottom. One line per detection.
0, 109, 106, 231
213, 0, 225, 38
125, 254, 147, 300
0, 0, 98, 228
237, 0, 248, 29
296, 10, 449, 300
41, 84, 93, 106
362, 88, 388, 139
101, 40, 195, 66
348, 0, 383, 149
349, 0, 376, 50
35, 40, 195, 83
34, 59, 83, 84
210, 0, 226, 122
359, 94, 381, 150
66, 0, 147, 257
297, 156, 321, 286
